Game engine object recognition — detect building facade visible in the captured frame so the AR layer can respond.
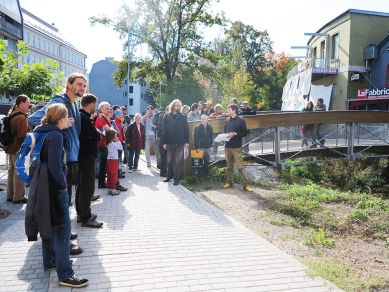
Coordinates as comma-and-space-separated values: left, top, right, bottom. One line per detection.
283, 9, 389, 111
89, 58, 148, 116
21, 8, 87, 79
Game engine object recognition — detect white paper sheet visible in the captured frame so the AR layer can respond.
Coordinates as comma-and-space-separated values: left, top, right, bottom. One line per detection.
214, 133, 230, 143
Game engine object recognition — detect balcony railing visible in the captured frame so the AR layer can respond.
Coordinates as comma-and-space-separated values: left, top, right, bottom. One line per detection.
287, 58, 340, 80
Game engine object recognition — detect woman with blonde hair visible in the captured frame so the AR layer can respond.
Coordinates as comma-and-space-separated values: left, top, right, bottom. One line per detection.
25, 103, 89, 288
125, 113, 146, 172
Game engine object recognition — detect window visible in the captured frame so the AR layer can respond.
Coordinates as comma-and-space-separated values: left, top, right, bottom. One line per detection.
129, 98, 133, 106
52, 44, 54, 54
42, 40, 45, 50
47, 42, 50, 52
129, 86, 133, 93
26, 54, 30, 63
26, 32, 30, 43
313, 47, 317, 58
332, 33, 339, 60
31, 35, 35, 46
320, 41, 325, 58
37, 57, 41, 63
37, 38, 40, 49
32, 55, 35, 63
124, 92, 127, 97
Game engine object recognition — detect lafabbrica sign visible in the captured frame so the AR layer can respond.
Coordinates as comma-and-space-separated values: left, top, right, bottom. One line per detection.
358, 88, 389, 99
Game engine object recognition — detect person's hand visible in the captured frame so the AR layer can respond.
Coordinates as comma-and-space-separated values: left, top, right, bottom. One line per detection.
210, 147, 213, 151
127, 143, 131, 147
185, 143, 189, 148
163, 144, 167, 150
226, 132, 235, 139
67, 118, 75, 128
196, 149, 199, 153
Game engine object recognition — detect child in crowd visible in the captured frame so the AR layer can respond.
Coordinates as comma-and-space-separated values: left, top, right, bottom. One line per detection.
106, 128, 123, 196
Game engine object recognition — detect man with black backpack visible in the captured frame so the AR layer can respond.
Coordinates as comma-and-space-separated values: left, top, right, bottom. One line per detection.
4, 94, 30, 204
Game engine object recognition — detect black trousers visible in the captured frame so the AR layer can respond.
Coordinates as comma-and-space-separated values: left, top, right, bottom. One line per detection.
75, 154, 95, 222
66, 161, 78, 205
98, 146, 108, 186
166, 143, 184, 182
159, 143, 167, 176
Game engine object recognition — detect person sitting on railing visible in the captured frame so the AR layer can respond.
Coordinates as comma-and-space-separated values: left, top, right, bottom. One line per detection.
300, 101, 314, 148
312, 98, 327, 147
209, 104, 228, 160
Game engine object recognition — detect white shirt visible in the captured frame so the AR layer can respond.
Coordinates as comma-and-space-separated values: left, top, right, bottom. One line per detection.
107, 141, 123, 159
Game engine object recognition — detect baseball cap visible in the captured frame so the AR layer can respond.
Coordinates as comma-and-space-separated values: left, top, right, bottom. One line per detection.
205, 101, 212, 105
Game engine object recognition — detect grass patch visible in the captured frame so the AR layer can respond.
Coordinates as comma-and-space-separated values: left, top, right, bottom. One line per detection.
303, 257, 387, 291
303, 228, 335, 247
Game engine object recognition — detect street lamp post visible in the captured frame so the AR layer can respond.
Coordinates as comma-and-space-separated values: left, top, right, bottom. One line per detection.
159, 80, 162, 109
126, 16, 132, 112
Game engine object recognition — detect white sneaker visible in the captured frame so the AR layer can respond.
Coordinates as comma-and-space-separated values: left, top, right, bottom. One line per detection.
128, 169, 133, 173
111, 190, 121, 196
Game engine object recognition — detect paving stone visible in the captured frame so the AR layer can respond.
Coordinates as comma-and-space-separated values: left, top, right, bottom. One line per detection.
0, 155, 337, 292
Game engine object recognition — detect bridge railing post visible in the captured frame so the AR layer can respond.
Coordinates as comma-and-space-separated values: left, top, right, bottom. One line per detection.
347, 122, 356, 160
274, 126, 284, 170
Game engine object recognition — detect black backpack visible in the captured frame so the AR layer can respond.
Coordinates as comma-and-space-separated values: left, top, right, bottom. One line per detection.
0, 112, 25, 148
152, 110, 161, 132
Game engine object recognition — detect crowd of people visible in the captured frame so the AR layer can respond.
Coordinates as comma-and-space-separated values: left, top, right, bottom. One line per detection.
4, 71, 293, 288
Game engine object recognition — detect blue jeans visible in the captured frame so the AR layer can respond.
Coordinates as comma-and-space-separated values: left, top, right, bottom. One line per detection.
128, 148, 141, 170
42, 190, 74, 281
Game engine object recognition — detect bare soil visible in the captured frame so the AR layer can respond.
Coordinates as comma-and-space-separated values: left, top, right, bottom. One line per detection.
191, 181, 389, 291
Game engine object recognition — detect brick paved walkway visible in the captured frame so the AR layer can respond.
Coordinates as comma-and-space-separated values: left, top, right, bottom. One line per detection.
0, 154, 340, 292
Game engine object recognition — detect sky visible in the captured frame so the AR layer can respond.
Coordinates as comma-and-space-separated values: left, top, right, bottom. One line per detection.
19, 0, 389, 73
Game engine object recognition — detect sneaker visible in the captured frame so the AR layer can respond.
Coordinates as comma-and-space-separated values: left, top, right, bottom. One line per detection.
108, 189, 112, 194
91, 194, 100, 201
59, 274, 89, 288
116, 184, 127, 191
118, 174, 125, 178
222, 183, 233, 188
70, 232, 78, 240
81, 219, 103, 228
134, 168, 141, 171
147, 163, 151, 167
70, 244, 83, 255
243, 186, 254, 192
111, 190, 121, 196
128, 169, 133, 173
173, 181, 180, 186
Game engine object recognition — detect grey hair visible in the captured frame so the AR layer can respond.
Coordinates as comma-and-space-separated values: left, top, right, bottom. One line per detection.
181, 105, 190, 114
98, 101, 110, 112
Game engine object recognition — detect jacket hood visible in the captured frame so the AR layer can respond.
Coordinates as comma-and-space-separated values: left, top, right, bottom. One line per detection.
33, 124, 62, 133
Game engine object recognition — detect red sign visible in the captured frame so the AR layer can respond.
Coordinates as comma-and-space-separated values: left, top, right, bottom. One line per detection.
358, 88, 389, 99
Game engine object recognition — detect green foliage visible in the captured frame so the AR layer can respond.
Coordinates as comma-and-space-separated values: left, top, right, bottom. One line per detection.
304, 228, 335, 247
303, 257, 387, 291
348, 209, 370, 221
285, 156, 389, 194
0, 40, 63, 100
181, 175, 199, 191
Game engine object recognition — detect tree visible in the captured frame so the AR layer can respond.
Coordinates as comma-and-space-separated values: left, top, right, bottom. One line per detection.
259, 52, 298, 110
89, 0, 225, 105
0, 40, 64, 101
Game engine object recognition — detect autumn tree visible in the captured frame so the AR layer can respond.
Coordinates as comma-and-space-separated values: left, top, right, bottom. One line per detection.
89, 0, 225, 105
0, 40, 63, 101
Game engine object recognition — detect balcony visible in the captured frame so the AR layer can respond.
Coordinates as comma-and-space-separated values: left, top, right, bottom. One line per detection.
0, 18, 22, 39
287, 58, 340, 80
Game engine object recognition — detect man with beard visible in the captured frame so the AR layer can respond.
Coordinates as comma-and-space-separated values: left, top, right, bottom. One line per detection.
28, 73, 86, 255
76, 94, 103, 228
161, 99, 189, 186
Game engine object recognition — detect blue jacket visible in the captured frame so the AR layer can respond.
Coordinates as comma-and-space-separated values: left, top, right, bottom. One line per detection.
28, 94, 81, 162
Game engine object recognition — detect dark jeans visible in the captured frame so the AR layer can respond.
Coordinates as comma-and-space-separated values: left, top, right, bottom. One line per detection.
42, 190, 74, 281
159, 143, 167, 176
98, 146, 108, 186
75, 154, 95, 223
167, 143, 184, 182
199, 148, 210, 177
312, 124, 325, 146
66, 162, 77, 205
128, 148, 141, 170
